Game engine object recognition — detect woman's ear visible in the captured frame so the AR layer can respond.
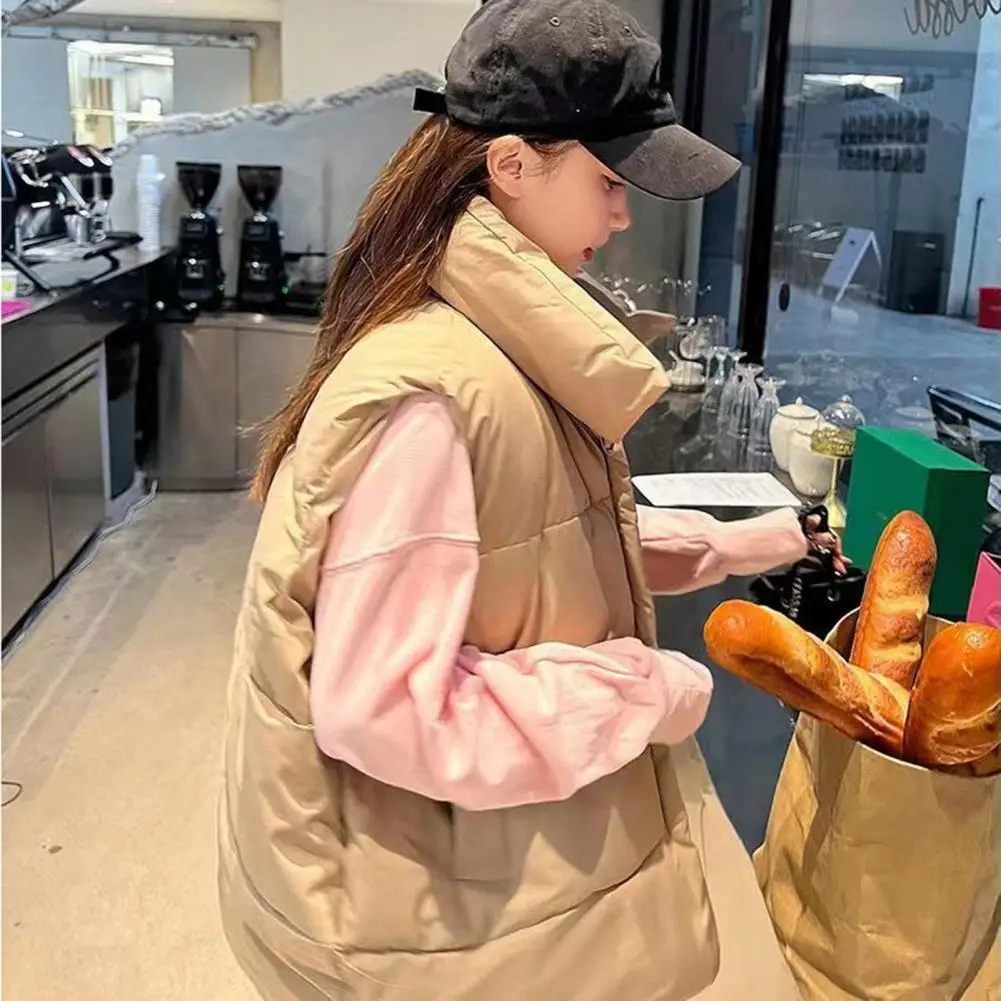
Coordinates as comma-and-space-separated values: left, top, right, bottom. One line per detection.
486, 136, 529, 198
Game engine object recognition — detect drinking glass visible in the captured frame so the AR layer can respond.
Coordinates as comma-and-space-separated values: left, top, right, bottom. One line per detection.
749, 377, 786, 456
700, 316, 726, 383
725, 366, 761, 443
675, 321, 724, 463
716, 349, 746, 429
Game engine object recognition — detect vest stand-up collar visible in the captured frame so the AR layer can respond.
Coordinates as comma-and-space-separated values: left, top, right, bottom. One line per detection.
433, 197, 668, 444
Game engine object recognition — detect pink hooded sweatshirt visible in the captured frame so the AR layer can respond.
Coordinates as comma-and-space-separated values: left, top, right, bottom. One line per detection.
310, 395, 808, 811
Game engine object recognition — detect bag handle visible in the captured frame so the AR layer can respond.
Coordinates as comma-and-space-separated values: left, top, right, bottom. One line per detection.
789, 505, 842, 619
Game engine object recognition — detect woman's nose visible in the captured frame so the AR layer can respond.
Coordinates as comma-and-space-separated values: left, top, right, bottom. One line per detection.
609, 193, 631, 232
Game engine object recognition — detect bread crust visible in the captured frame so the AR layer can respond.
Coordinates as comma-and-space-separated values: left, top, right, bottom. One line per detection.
704, 600, 907, 756
849, 511, 937, 688
903, 623, 1001, 767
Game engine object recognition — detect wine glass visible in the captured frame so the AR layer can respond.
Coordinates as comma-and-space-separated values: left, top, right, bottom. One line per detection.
708, 345, 730, 387
677, 279, 697, 322
698, 315, 726, 380
658, 276, 680, 317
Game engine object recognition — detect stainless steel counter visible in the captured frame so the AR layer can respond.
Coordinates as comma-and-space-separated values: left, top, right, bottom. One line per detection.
2, 247, 171, 328
154, 311, 317, 490
2, 350, 105, 638
2, 248, 172, 643
2, 248, 172, 404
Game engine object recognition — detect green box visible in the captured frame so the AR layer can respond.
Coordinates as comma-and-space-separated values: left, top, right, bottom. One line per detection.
843, 428, 988, 619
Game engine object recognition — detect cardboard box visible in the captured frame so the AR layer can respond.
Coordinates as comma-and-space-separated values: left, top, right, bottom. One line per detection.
843, 428, 988, 618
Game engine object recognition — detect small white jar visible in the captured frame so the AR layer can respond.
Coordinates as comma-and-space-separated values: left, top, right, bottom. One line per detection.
788, 419, 834, 497
769, 398, 818, 472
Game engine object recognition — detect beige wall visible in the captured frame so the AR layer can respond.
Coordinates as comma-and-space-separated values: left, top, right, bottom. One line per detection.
251, 21, 282, 103
280, 0, 476, 100
46, 11, 279, 106
73, 0, 280, 18
36, 0, 474, 106
173, 45, 252, 113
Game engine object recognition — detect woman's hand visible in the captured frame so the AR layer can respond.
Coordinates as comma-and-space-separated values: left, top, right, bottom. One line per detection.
803, 513, 850, 576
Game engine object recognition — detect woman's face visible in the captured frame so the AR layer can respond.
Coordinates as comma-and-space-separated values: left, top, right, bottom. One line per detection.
486, 139, 632, 275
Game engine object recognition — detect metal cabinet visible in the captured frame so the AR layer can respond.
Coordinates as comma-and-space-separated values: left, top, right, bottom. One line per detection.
2, 416, 53, 637
46, 368, 106, 574
156, 320, 239, 489
236, 320, 316, 478
1, 350, 105, 639
156, 312, 315, 490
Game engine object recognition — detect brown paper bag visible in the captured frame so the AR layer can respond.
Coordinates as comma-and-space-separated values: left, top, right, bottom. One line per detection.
753, 612, 1001, 1001
961, 936, 1000, 1001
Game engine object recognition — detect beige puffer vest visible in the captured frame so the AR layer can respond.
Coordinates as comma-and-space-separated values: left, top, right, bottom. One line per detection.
219, 198, 720, 1001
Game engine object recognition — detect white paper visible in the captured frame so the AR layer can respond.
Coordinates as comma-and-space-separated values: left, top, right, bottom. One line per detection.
632, 472, 801, 509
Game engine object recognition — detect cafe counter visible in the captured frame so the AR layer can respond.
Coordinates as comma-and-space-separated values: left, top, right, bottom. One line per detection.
1, 247, 172, 642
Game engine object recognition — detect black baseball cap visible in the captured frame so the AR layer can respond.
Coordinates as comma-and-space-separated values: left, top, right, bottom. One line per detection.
413, 0, 740, 201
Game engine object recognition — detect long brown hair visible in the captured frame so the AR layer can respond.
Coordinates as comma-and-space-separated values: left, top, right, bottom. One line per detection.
250, 115, 568, 502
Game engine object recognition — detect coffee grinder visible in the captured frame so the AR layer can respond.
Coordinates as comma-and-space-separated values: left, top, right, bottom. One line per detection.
176, 161, 225, 310
236, 164, 287, 311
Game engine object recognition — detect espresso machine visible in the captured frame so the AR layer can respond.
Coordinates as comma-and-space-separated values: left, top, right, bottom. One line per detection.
73, 145, 114, 242
2, 141, 139, 291
236, 164, 287, 311
176, 161, 225, 310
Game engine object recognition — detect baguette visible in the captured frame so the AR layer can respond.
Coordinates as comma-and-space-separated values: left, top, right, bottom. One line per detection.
704, 600, 908, 756
849, 511, 937, 688
903, 623, 1001, 767
943, 749, 1001, 778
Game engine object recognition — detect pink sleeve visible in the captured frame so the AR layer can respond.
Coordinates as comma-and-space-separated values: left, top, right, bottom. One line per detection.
310, 395, 713, 812
637, 505, 809, 596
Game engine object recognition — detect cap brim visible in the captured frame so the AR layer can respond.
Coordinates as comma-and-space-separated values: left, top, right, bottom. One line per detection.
584, 123, 741, 201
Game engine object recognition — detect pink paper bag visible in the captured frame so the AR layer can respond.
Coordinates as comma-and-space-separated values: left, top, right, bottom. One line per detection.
967, 553, 1001, 626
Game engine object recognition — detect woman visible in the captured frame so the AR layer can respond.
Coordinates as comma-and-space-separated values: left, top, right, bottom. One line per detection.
219, 2, 841, 999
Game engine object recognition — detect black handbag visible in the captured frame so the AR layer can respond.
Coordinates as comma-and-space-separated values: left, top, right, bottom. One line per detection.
749, 506, 867, 639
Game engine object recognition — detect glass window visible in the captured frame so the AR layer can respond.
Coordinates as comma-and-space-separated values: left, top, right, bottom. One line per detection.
764, 6, 1000, 437
589, 0, 701, 319
696, 0, 767, 329
68, 41, 173, 149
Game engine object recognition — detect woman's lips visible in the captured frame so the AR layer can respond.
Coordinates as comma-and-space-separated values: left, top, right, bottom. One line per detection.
582, 247, 594, 262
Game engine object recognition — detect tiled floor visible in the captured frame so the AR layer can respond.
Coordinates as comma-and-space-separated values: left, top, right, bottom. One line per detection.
2, 492, 260, 1001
